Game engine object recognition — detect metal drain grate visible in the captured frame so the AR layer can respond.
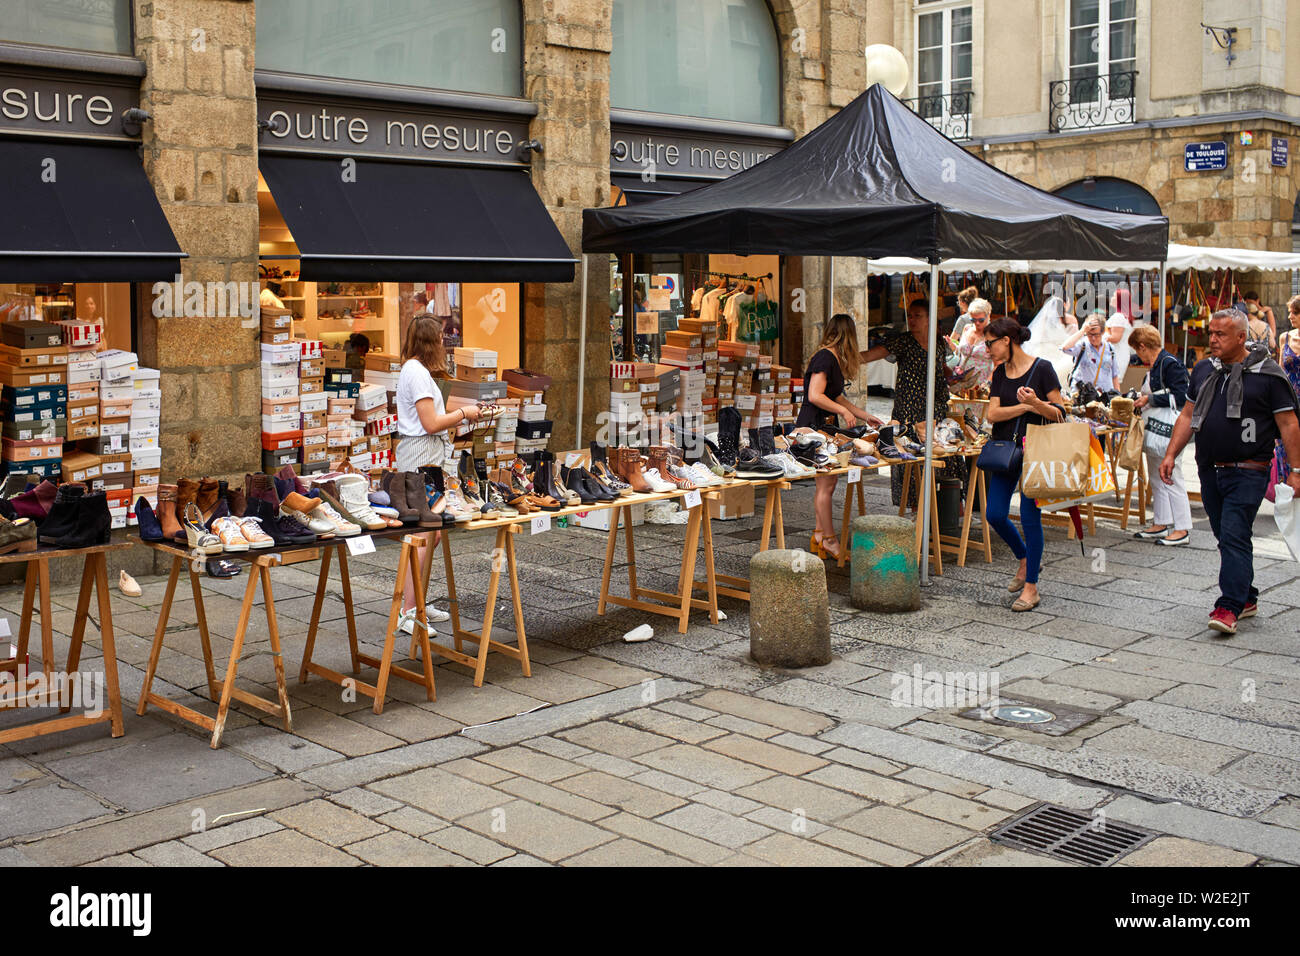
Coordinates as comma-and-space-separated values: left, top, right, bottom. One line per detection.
990, 804, 1158, 866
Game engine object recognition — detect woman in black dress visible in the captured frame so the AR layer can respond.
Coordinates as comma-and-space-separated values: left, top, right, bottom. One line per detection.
797, 314, 881, 559
862, 297, 953, 509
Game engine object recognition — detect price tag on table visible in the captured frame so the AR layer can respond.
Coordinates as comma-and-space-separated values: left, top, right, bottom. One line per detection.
530, 513, 552, 535
847, 466, 862, 484
683, 489, 702, 509
564, 452, 582, 468
346, 535, 376, 556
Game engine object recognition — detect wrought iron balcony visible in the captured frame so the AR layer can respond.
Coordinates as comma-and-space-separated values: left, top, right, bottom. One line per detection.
1049, 70, 1137, 132
902, 90, 973, 141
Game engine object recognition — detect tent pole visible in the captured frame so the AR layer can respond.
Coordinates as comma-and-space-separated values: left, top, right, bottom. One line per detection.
576, 253, 589, 448
828, 256, 836, 321
1158, 261, 1167, 350
921, 263, 939, 587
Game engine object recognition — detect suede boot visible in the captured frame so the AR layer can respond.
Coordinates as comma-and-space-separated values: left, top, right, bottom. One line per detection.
246, 473, 279, 508
405, 471, 441, 528
11, 479, 57, 522
176, 477, 199, 515
156, 484, 184, 539
55, 492, 111, 549
38, 483, 86, 544
227, 486, 246, 518
382, 471, 416, 522
196, 478, 220, 520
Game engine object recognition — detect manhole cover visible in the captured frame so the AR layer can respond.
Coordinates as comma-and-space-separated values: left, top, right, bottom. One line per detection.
991, 804, 1158, 866
992, 704, 1056, 724
959, 697, 1101, 736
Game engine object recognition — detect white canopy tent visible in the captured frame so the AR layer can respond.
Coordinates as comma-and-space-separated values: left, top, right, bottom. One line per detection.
864, 243, 1300, 276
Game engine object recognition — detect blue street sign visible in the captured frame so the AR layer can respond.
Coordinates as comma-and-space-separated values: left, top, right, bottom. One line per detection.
1184, 141, 1228, 171
1273, 137, 1289, 167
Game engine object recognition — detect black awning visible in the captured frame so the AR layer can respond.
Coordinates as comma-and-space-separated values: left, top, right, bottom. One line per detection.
611, 174, 705, 205
260, 154, 575, 283
0, 139, 185, 282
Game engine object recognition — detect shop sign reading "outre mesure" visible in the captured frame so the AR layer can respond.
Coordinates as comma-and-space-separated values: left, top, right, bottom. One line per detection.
0, 72, 139, 139
257, 96, 531, 167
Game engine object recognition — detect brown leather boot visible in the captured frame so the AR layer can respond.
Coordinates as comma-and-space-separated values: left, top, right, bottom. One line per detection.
175, 477, 198, 516
646, 445, 671, 477
157, 484, 183, 540
382, 471, 416, 523
619, 447, 653, 494
226, 485, 246, 517
196, 477, 220, 520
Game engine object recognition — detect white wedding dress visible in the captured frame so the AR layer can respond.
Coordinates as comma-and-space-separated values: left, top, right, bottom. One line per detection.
1024, 296, 1076, 383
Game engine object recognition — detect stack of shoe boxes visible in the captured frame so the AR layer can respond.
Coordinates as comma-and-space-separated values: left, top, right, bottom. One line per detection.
0, 320, 67, 482
500, 369, 548, 468
324, 355, 361, 473
677, 317, 718, 425
361, 354, 401, 481
609, 361, 641, 448
719, 341, 761, 429
261, 341, 301, 473
129, 364, 162, 527
755, 353, 775, 429
352, 382, 393, 475
93, 349, 139, 529
449, 348, 503, 462
300, 347, 327, 472
773, 365, 794, 423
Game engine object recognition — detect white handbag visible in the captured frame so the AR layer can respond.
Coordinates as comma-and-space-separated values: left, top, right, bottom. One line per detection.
1141, 404, 1178, 459
1275, 483, 1300, 562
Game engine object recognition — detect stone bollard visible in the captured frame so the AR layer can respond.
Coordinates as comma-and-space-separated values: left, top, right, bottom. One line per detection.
850, 515, 920, 612
749, 549, 831, 667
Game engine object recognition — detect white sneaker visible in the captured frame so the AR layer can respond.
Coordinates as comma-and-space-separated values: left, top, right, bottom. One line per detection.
281, 503, 334, 536
236, 515, 275, 549
641, 467, 676, 493
689, 463, 722, 486
426, 606, 451, 623
397, 606, 447, 634
314, 498, 361, 537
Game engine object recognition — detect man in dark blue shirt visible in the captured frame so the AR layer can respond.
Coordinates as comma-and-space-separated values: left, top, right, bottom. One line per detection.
1162, 310, 1300, 635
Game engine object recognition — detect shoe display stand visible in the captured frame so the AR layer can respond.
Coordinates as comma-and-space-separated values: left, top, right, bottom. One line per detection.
137, 538, 309, 748
933, 452, 993, 568
596, 486, 721, 634
896, 457, 947, 575
0, 541, 129, 745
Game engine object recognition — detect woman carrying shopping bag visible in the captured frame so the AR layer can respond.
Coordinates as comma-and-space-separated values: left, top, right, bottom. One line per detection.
979, 318, 1067, 612
1130, 325, 1191, 545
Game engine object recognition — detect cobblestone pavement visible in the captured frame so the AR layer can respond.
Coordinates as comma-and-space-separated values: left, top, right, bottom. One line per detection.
0, 465, 1297, 867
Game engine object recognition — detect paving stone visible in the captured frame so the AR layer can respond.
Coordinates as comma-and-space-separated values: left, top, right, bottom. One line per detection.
900, 720, 1004, 752
458, 798, 615, 862
627, 769, 710, 799
594, 641, 773, 692
424, 681, 550, 727
212, 828, 362, 867
347, 704, 462, 744
493, 663, 617, 705
444, 757, 515, 785
1087, 724, 1244, 774
558, 720, 677, 757
1047, 664, 1180, 700
574, 751, 646, 777
705, 713, 784, 739
656, 802, 774, 849
596, 811, 734, 864
280, 706, 405, 758
0, 782, 112, 842
895, 767, 987, 798
223, 725, 345, 774
928, 839, 1075, 867
737, 772, 875, 821
654, 700, 721, 721
458, 679, 698, 747
183, 816, 285, 852
819, 723, 1109, 809
368, 767, 507, 822
744, 805, 830, 837
42, 732, 270, 813
695, 788, 765, 817
422, 824, 516, 864
633, 743, 774, 790
1119, 836, 1257, 867
617, 708, 727, 745
346, 830, 473, 866
703, 734, 829, 776
819, 746, 908, 777
496, 775, 618, 822
271, 798, 389, 846
1258, 800, 1300, 830
295, 735, 487, 791
975, 790, 1039, 812
1120, 700, 1300, 760
691, 689, 835, 735
555, 771, 687, 818
903, 791, 1015, 829
767, 732, 835, 755
800, 765, 926, 807
812, 827, 922, 866
757, 679, 923, 728
375, 806, 449, 837
838, 805, 975, 857
1219, 754, 1300, 796
477, 745, 588, 783
564, 837, 693, 866
1154, 683, 1300, 727
998, 678, 1121, 712
326, 787, 403, 818
521, 735, 593, 761
549, 656, 658, 688
489, 852, 552, 866
85, 853, 152, 867
134, 839, 225, 867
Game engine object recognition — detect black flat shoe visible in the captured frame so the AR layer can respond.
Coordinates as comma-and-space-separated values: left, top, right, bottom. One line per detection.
206, 558, 241, 578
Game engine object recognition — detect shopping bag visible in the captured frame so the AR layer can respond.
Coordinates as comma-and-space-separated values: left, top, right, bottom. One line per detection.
1019, 421, 1091, 500
1118, 415, 1144, 472
1274, 482, 1300, 562
1038, 431, 1118, 512
1142, 404, 1177, 459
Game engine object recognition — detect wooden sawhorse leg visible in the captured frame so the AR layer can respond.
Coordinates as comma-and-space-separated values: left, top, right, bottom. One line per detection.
836, 477, 867, 569
138, 552, 293, 748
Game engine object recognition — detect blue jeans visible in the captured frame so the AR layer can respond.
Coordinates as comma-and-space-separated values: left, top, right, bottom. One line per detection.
985, 463, 1044, 584
1198, 465, 1270, 615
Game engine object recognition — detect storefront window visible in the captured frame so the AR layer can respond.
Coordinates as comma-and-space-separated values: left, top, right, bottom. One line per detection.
611, 0, 780, 125
2, 1, 133, 55
256, 0, 523, 97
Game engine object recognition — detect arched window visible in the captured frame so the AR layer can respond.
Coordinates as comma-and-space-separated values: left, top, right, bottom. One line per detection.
611, 0, 781, 125
256, 0, 523, 97
1054, 177, 1160, 216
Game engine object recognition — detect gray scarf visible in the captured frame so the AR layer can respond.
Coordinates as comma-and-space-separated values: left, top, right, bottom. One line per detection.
1190, 340, 1300, 431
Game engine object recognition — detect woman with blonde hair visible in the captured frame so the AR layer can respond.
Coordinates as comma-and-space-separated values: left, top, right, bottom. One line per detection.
393, 313, 481, 632
796, 313, 882, 558
954, 297, 995, 387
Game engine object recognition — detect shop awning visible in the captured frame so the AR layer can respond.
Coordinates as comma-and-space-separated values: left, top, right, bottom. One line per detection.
0, 139, 185, 282
610, 174, 703, 205
260, 154, 576, 283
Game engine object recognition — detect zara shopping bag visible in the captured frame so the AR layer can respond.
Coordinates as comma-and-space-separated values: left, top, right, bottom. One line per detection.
1037, 431, 1118, 513
1019, 421, 1091, 501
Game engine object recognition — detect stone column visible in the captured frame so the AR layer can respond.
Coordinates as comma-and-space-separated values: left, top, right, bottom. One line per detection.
134, 0, 261, 481
521, 0, 612, 452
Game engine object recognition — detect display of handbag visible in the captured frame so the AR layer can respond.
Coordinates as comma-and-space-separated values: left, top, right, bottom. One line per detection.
1019, 420, 1092, 500
1118, 414, 1145, 472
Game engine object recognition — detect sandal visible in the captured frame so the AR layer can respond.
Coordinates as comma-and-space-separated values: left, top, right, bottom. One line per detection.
820, 532, 843, 560
809, 532, 827, 558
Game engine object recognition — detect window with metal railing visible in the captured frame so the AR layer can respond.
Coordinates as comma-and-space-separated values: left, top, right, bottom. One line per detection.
910, 1, 974, 140
1051, 0, 1137, 131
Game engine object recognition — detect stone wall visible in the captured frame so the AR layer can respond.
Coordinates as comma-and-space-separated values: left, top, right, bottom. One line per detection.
134, 0, 260, 483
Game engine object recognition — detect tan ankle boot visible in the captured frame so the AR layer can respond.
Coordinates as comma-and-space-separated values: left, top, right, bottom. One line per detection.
619, 448, 653, 494
175, 478, 198, 516
196, 477, 220, 519
156, 484, 183, 539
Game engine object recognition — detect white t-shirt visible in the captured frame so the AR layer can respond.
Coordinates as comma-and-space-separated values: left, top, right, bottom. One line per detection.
396, 358, 445, 436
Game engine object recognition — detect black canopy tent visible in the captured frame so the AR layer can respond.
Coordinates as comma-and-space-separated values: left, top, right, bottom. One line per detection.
580, 84, 1169, 583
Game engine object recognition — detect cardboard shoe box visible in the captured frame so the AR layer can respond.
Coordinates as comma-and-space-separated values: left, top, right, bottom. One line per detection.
707, 481, 755, 520
0, 321, 63, 349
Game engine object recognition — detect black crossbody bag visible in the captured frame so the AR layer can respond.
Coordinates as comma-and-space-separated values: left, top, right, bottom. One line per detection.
976, 358, 1042, 475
